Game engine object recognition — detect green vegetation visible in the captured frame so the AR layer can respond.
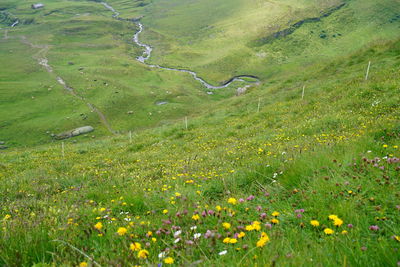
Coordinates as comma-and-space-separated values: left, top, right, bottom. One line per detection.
0, 0, 399, 266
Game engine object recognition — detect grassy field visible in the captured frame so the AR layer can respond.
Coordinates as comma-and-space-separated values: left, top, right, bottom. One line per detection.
0, 0, 400, 266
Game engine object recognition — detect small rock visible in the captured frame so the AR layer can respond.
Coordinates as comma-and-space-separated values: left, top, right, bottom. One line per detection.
127, 111, 134, 115
55, 126, 94, 140
0, 141, 5, 145
68, 62, 74, 65
0, 145, 8, 150
156, 101, 168, 106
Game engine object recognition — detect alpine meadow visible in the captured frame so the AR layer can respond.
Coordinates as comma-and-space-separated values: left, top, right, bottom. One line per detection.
0, 0, 400, 266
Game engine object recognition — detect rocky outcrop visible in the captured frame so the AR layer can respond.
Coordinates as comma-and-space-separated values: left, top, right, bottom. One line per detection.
55, 126, 94, 140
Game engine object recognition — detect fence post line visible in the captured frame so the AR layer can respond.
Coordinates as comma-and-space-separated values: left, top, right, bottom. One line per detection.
365, 61, 371, 80
61, 142, 65, 158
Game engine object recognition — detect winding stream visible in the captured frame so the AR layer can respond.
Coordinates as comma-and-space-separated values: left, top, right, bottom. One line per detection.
101, 2, 260, 90
11, 20, 19, 27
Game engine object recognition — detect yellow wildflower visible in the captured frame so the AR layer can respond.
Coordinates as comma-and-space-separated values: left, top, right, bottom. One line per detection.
79, 262, 88, 267
192, 214, 200, 221
94, 222, 103, 230
3, 214, 11, 220
310, 220, 320, 227
117, 227, 127, 236
222, 222, 231, 229
245, 225, 254, 231
137, 249, 149, 259
162, 209, 168, 214
238, 232, 246, 238
333, 218, 343, 227
328, 215, 338, 220
227, 198, 237, 205
223, 237, 231, 244
271, 218, 279, 224
130, 242, 142, 251
324, 228, 334, 235
229, 238, 238, 244
341, 230, 348, 235
256, 232, 270, 247
216, 205, 222, 211
164, 257, 174, 264
271, 211, 280, 217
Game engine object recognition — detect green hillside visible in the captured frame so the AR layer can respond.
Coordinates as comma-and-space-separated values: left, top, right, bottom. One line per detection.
0, 0, 399, 266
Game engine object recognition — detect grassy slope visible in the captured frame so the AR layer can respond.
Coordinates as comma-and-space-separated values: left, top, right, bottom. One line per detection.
0, 0, 400, 266
0, 35, 399, 266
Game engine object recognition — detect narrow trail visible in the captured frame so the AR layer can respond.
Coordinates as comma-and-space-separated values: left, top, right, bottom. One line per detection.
100, 2, 260, 90
3, 30, 8, 40
20, 37, 117, 135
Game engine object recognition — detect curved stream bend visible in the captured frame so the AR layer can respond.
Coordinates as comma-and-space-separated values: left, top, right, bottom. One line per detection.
101, 2, 260, 89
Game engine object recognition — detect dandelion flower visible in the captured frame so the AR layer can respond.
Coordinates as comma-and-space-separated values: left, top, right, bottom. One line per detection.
117, 227, 127, 236
271, 218, 279, 224
272, 211, 280, 217
222, 222, 231, 229
130, 242, 142, 251
79, 262, 88, 267
333, 218, 343, 227
192, 214, 200, 221
164, 257, 174, 264
228, 198, 237, 205
3, 214, 11, 220
256, 232, 270, 247
328, 215, 338, 220
341, 230, 348, 235
229, 238, 238, 244
94, 222, 103, 230
310, 220, 320, 227
223, 237, 231, 244
137, 249, 149, 259
245, 225, 254, 231
238, 232, 246, 238
324, 228, 334, 235
162, 209, 168, 214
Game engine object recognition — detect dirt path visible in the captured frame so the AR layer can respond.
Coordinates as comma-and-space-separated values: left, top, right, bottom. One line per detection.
20, 37, 117, 135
